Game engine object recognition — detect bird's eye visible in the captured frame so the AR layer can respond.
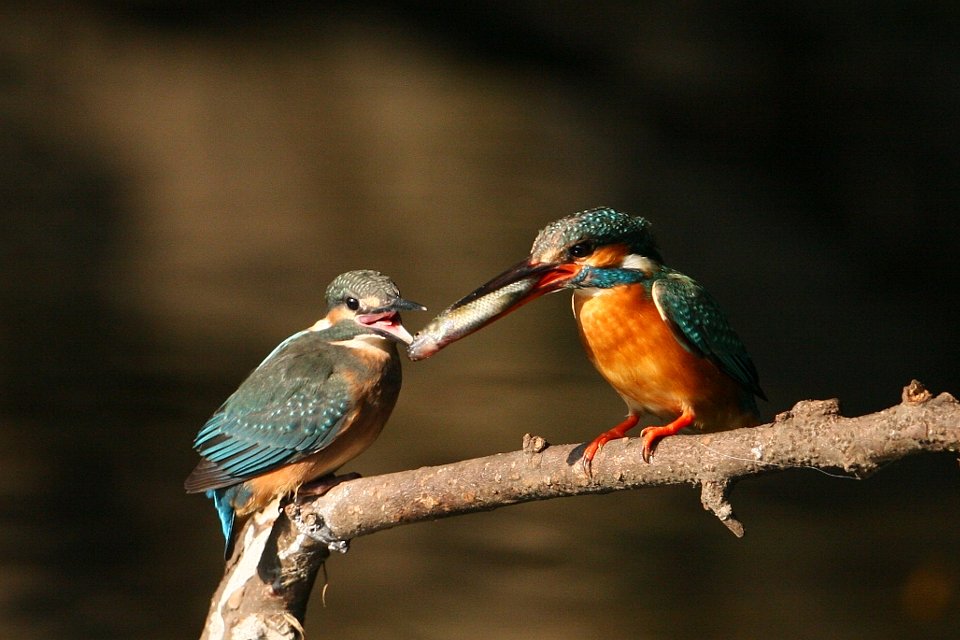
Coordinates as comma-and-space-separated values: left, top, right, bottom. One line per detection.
569, 242, 594, 259
345, 297, 360, 311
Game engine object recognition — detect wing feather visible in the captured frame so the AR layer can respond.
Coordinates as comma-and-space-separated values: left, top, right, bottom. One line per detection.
184, 334, 355, 492
652, 272, 765, 400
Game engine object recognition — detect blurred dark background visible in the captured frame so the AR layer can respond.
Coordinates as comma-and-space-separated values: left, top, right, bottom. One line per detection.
1, 2, 958, 638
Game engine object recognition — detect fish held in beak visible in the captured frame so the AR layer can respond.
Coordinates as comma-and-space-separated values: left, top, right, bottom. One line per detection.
407, 260, 578, 360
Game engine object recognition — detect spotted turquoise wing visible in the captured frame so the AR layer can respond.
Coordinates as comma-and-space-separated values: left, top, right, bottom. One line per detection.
184, 334, 353, 492
652, 272, 765, 400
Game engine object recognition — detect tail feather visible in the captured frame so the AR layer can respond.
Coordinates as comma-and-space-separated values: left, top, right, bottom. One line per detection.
185, 458, 238, 493
207, 486, 246, 560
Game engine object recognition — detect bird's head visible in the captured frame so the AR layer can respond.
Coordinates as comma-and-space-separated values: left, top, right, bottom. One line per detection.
456, 207, 662, 311
324, 270, 426, 345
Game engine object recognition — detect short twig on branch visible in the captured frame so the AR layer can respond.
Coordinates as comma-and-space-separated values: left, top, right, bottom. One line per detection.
198, 381, 959, 640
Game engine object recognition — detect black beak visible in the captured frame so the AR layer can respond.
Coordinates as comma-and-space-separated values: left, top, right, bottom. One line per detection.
406, 259, 580, 360
390, 297, 428, 312
369, 297, 427, 314
449, 259, 576, 311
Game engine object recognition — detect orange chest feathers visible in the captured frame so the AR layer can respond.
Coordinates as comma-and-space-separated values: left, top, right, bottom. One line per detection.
571, 284, 738, 422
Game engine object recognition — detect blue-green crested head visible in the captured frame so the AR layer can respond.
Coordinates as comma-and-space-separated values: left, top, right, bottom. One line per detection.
529, 207, 662, 264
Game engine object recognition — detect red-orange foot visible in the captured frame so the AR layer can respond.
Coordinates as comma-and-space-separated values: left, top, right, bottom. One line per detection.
639, 409, 695, 462
299, 472, 362, 497
580, 414, 640, 476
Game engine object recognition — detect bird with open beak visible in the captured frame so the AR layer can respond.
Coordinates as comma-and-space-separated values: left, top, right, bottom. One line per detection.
186, 270, 425, 558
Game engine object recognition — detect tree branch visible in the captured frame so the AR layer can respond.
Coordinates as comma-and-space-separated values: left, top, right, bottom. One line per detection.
198, 381, 959, 639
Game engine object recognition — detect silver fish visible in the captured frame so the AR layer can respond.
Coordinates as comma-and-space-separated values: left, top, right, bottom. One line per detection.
407, 276, 539, 361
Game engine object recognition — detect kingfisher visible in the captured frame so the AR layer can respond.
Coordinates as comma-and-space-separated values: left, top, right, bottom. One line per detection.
184, 270, 424, 558
409, 207, 765, 473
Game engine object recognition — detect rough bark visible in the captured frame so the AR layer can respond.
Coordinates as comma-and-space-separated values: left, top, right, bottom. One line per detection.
198, 381, 959, 639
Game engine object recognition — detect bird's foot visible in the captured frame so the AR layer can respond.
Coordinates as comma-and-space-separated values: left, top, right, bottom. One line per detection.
283, 501, 350, 554
579, 414, 640, 476
299, 472, 362, 497
638, 409, 695, 462
638, 425, 671, 462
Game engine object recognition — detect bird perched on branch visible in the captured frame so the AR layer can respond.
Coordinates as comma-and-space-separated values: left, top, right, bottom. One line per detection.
409, 207, 765, 473
185, 270, 424, 558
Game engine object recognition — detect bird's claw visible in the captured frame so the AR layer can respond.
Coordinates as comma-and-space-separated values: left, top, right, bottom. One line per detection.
579, 453, 594, 477
286, 502, 350, 553
579, 440, 603, 477
639, 426, 659, 462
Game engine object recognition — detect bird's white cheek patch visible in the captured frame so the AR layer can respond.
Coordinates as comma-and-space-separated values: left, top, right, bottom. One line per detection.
621, 253, 658, 274
309, 318, 333, 331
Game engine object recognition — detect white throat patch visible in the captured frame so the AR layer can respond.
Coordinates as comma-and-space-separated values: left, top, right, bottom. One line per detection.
573, 287, 610, 300
332, 333, 393, 353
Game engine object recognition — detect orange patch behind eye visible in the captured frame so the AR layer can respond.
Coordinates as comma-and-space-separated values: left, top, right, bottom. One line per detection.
324, 307, 352, 325
583, 243, 630, 268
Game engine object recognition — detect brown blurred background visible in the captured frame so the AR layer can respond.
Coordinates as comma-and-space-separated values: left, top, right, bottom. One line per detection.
1, 2, 958, 638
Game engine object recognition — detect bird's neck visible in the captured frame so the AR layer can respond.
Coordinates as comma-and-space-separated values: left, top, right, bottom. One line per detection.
573, 258, 660, 291
332, 332, 397, 355
309, 317, 333, 331
319, 320, 398, 356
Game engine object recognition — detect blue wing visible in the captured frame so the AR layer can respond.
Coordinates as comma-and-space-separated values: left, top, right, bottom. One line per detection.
184, 332, 354, 493
652, 272, 766, 400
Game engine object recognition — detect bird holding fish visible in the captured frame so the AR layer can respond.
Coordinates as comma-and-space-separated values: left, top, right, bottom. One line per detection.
408, 207, 765, 473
